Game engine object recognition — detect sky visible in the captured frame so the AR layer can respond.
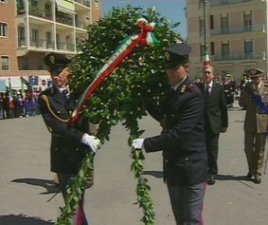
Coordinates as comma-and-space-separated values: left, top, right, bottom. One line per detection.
102, 0, 187, 39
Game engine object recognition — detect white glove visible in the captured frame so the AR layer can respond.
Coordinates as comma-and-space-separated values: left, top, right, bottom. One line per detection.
81, 133, 101, 153
131, 138, 145, 151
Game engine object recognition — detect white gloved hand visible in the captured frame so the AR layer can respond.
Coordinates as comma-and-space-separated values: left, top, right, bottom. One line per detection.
131, 138, 145, 151
81, 133, 101, 153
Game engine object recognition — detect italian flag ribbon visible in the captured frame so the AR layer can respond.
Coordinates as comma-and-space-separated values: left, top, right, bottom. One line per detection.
71, 18, 160, 122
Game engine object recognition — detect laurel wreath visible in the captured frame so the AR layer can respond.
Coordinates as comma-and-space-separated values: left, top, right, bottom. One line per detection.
54, 5, 182, 225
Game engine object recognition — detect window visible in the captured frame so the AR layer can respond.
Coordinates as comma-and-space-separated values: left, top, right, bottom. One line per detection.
200, 45, 205, 56
244, 40, 253, 53
244, 40, 253, 59
1, 56, 9, 70
46, 32, 52, 48
210, 15, 214, 30
22, 58, 29, 70
37, 58, 43, 70
221, 43, 229, 60
210, 42, 215, 55
32, 29, 39, 47
244, 12, 252, 32
30, 0, 38, 7
221, 16, 229, 34
18, 26, 25, 46
0, 23, 8, 37
199, 18, 204, 36
56, 33, 60, 49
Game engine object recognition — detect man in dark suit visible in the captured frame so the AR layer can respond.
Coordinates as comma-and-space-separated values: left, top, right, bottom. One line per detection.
200, 65, 228, 185
131, 43, 208, 225
38, 53, 100, 225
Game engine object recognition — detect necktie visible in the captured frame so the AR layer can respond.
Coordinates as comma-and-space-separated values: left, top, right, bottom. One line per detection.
205, 85, 210, 103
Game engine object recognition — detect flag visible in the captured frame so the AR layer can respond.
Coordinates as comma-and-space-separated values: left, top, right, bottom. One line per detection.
29, 75, 39, 86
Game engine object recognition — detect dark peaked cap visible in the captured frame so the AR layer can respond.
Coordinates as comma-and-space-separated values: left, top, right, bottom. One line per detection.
249, 68, 264, 78
44, 53, 71, 74
164, 43, 192, 69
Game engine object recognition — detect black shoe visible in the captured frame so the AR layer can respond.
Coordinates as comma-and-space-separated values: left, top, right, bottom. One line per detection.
253, 175, 261, 184
207, 174, 215, 185
246, 172, 253, 180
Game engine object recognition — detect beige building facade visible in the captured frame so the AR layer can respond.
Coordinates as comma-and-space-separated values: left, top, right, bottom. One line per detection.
0, 0, 102, 90
187, 0, 268, 82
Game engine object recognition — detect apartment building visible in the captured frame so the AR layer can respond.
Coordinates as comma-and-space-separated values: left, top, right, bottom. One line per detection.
0, 0, 102, 91
187, 0, 267, 81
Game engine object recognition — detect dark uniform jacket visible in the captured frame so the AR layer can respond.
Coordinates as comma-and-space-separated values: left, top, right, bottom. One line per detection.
200, 82, 228, 134
145, 77, 208, 186
38, 86, 90, 174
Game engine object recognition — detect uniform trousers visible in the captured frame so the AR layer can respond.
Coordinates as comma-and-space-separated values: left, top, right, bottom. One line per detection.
244, 132, 266, 176
205, 128, 220, 175
167, 181, 206, 225
57, 173, 88, 225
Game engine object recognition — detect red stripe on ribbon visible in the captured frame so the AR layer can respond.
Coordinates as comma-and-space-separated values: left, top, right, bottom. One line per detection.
72, 19, 155, 123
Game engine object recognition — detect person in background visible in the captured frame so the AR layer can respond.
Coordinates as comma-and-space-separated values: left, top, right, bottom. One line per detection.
223, 74, 235, 108
131, 43, 207, 225
200, 65, 228, 185
239, 68, 268, 184
39, 53, 100, 224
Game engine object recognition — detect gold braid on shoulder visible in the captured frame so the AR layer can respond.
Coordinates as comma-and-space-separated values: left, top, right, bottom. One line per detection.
41, 95, 69, 123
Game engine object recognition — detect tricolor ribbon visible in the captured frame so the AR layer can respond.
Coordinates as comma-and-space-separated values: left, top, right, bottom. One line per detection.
71, 18, 160, 123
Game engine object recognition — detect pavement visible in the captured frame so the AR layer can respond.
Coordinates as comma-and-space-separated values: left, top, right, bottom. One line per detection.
0, 100, 268, 225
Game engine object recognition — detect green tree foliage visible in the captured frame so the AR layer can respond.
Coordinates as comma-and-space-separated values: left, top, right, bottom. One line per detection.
57, 5, 182, 224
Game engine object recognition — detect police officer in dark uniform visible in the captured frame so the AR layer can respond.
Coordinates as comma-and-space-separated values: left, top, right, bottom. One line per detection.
131, 43, 208, 225
39, 53, 100, 225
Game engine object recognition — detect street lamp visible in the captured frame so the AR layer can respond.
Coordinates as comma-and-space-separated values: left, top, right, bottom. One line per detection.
203, 0, 208, 57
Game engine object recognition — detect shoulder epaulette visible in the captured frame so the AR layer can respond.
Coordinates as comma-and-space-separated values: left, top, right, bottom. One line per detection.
181, 84, 197, 94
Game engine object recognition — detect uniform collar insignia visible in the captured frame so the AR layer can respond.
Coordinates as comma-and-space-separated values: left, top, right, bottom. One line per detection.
164, 52, 170, 61
50, 55, 55, 64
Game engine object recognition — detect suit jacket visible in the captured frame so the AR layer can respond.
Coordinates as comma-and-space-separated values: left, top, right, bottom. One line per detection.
145, 77, 208, 186
200, 82, 228, 134
239, 82, 268, 133
38, 86, 91, 174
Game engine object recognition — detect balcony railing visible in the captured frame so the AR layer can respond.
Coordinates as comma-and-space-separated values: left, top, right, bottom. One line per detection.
18, 38, 26, 47
29, 8, 52, 20
74, 0, 91, 7
57, 42, 75, 51
75, 20, 90, 29
30, 38, 46, 48
211, 52, 265, 61
211, 0, 256, 7
56, 17, 73, 26
211, 24, 265, 36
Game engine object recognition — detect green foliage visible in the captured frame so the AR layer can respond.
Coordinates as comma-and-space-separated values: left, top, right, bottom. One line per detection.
71, 5, 182, 142
131, 150, 155, 224
57, 5, 182, 224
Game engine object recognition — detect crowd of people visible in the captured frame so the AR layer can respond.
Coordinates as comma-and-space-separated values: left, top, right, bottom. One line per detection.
194, 71, 268, 109
0, 89, 41, 119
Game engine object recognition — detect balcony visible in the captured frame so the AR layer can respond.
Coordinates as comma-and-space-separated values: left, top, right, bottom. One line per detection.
75, 20, 90, 29
211, 24, 265, 36
18, 38, 26, 47
74, 0, 91, 7
211, 0, 257, 7
211, 52, 265, 61
29, 7, 52, 20
57, 42, 75, 52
